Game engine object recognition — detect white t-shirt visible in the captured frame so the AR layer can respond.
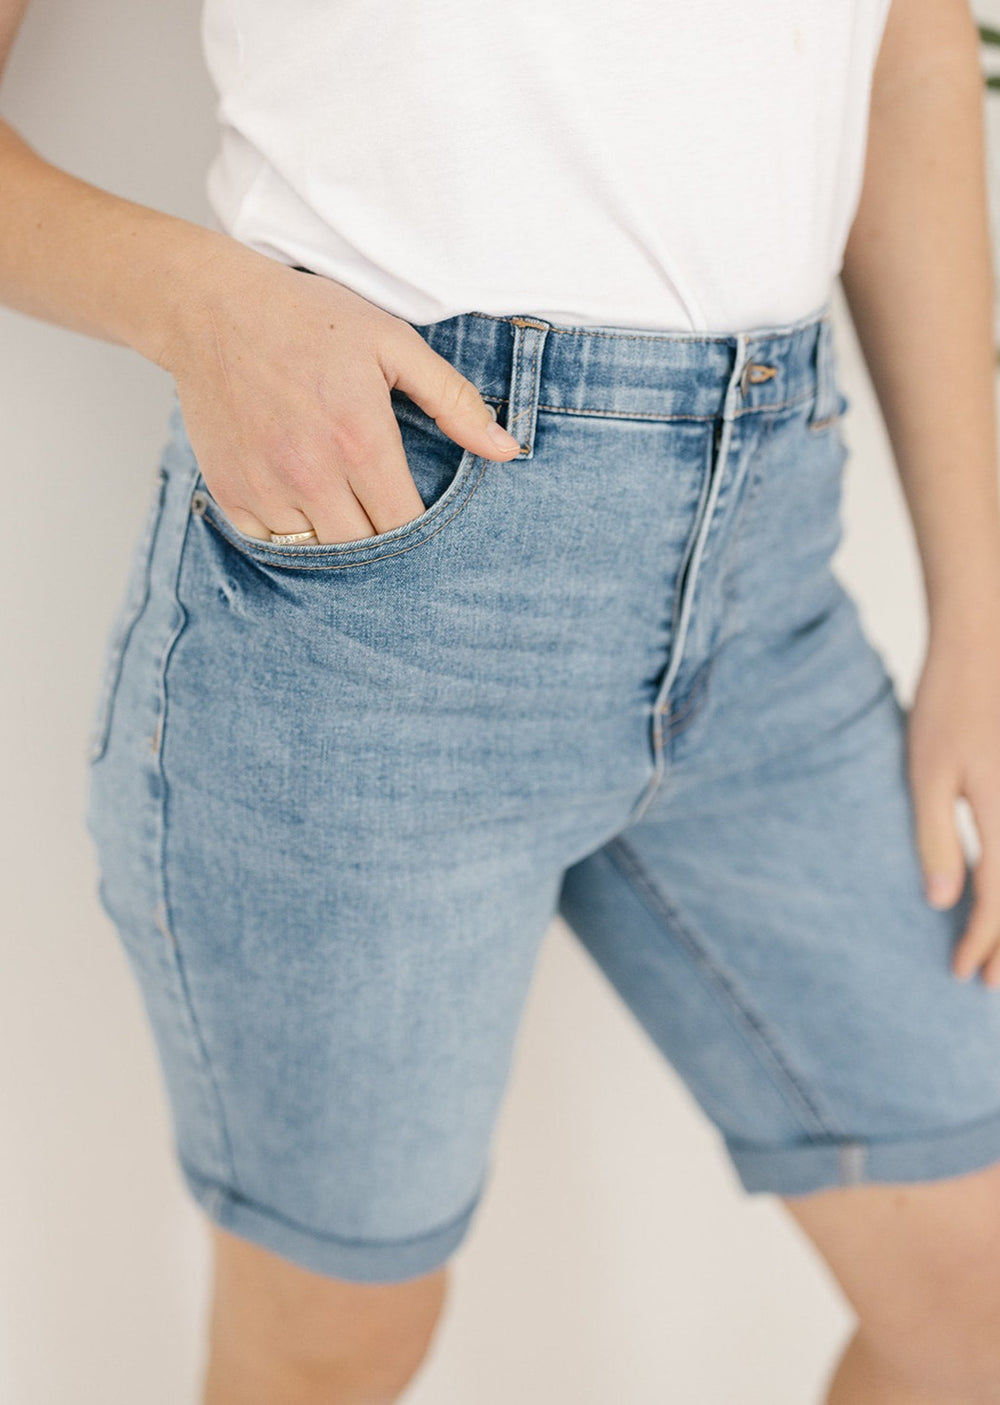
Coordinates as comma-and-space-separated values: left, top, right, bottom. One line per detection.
200, 0, 892, 332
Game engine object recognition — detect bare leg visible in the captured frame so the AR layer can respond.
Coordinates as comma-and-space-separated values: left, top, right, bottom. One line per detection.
825, 1327, 989, 1404
201, 1224, 449, 1405
779, 1159, 1000, 1405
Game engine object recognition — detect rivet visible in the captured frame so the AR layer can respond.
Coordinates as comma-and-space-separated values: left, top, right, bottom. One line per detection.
191, 489, 207, 515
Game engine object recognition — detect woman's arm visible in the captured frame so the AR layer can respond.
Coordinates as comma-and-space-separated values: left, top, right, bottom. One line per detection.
841, 0, 999, 619
0, 0, 255, 366
0, 1, 519, 542
0, 114, 247, 367
840, 0, 1000, 980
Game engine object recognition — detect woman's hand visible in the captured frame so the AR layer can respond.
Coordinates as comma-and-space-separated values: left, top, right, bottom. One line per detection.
907, 604, 1000, 986
158, 241, 522, 543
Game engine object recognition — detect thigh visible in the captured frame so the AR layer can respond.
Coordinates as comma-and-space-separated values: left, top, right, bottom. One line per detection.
559, 403, 1000, 1197
84, 371, 722, 1282
83, 393, 586, 1285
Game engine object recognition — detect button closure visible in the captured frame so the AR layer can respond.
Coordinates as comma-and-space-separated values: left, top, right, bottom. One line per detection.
739, 359, 778, 398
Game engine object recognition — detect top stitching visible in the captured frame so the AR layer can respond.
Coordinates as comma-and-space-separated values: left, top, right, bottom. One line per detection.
481, 390, 816, 423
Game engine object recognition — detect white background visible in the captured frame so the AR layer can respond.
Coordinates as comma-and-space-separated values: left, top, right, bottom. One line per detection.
1, 2, 998, 1400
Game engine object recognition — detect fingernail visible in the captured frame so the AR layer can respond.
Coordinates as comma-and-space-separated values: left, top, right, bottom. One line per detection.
926, 873, 957, 907
486, 419, 522, 452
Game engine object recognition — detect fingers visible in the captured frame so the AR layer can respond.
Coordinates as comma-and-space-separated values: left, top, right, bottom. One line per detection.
303, 476, 381, 545
911, 756, 1000, 987
208, 413, 424, 547
320, 393, 427, 537
222, 501, 317, 543
229, 487, 379, 547
952, 851, 1000, 986
255, 354, 513, 544
386, 326, 523, 460
951, 784, 1000, 986
182, 284, 523, 547
911, 756, 967, 911
275, 391, 425, 543
209, 401, 397, 545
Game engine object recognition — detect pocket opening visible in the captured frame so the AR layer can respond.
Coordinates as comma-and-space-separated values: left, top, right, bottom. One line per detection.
807, 387, 851, 433
191, 445, 484, 571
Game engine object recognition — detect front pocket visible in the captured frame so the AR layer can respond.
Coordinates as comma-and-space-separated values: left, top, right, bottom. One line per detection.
807, 386, 851, 433
86, 461, 169, 763
189, 398, 486, 571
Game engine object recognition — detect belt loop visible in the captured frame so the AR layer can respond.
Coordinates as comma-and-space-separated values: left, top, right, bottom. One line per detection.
809, 312, 840, 429
504, 317, 551, 459
724, 334, 751, 424
837, 1141, 868, 1187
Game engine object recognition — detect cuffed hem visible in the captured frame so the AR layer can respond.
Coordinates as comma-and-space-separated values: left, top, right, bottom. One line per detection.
179, 1162, 482, 1283
725, 1104, 1000, 1196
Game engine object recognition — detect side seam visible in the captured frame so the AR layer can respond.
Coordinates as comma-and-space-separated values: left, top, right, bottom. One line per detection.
149, 472, 243, 1195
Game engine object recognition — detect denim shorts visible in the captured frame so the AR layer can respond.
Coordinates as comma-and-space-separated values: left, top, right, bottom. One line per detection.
84, 297, 1000, 1284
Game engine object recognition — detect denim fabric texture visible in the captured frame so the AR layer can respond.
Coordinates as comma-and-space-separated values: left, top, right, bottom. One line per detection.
84, 299, 1000, 1283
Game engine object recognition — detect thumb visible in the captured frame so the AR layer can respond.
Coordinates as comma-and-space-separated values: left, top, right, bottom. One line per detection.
388, 331, 523, 461
910, 761, 966, 908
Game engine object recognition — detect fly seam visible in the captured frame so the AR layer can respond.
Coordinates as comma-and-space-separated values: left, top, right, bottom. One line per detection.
663, 660, 711, 739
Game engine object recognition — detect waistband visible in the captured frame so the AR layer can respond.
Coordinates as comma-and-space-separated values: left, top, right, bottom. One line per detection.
290, 266, 841, 460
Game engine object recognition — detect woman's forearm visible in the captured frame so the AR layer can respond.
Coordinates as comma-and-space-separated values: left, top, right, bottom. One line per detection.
0, 117, 250, 368
840, 0, 1000, 634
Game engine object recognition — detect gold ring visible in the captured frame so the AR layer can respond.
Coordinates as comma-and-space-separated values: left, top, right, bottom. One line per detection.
269, 528, 318, 544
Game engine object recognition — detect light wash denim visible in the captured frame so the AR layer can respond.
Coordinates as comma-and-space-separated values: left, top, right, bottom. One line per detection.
84, 297, 1000, 1283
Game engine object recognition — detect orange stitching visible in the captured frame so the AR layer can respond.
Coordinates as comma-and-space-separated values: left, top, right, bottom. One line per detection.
483, 391, 816, 423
